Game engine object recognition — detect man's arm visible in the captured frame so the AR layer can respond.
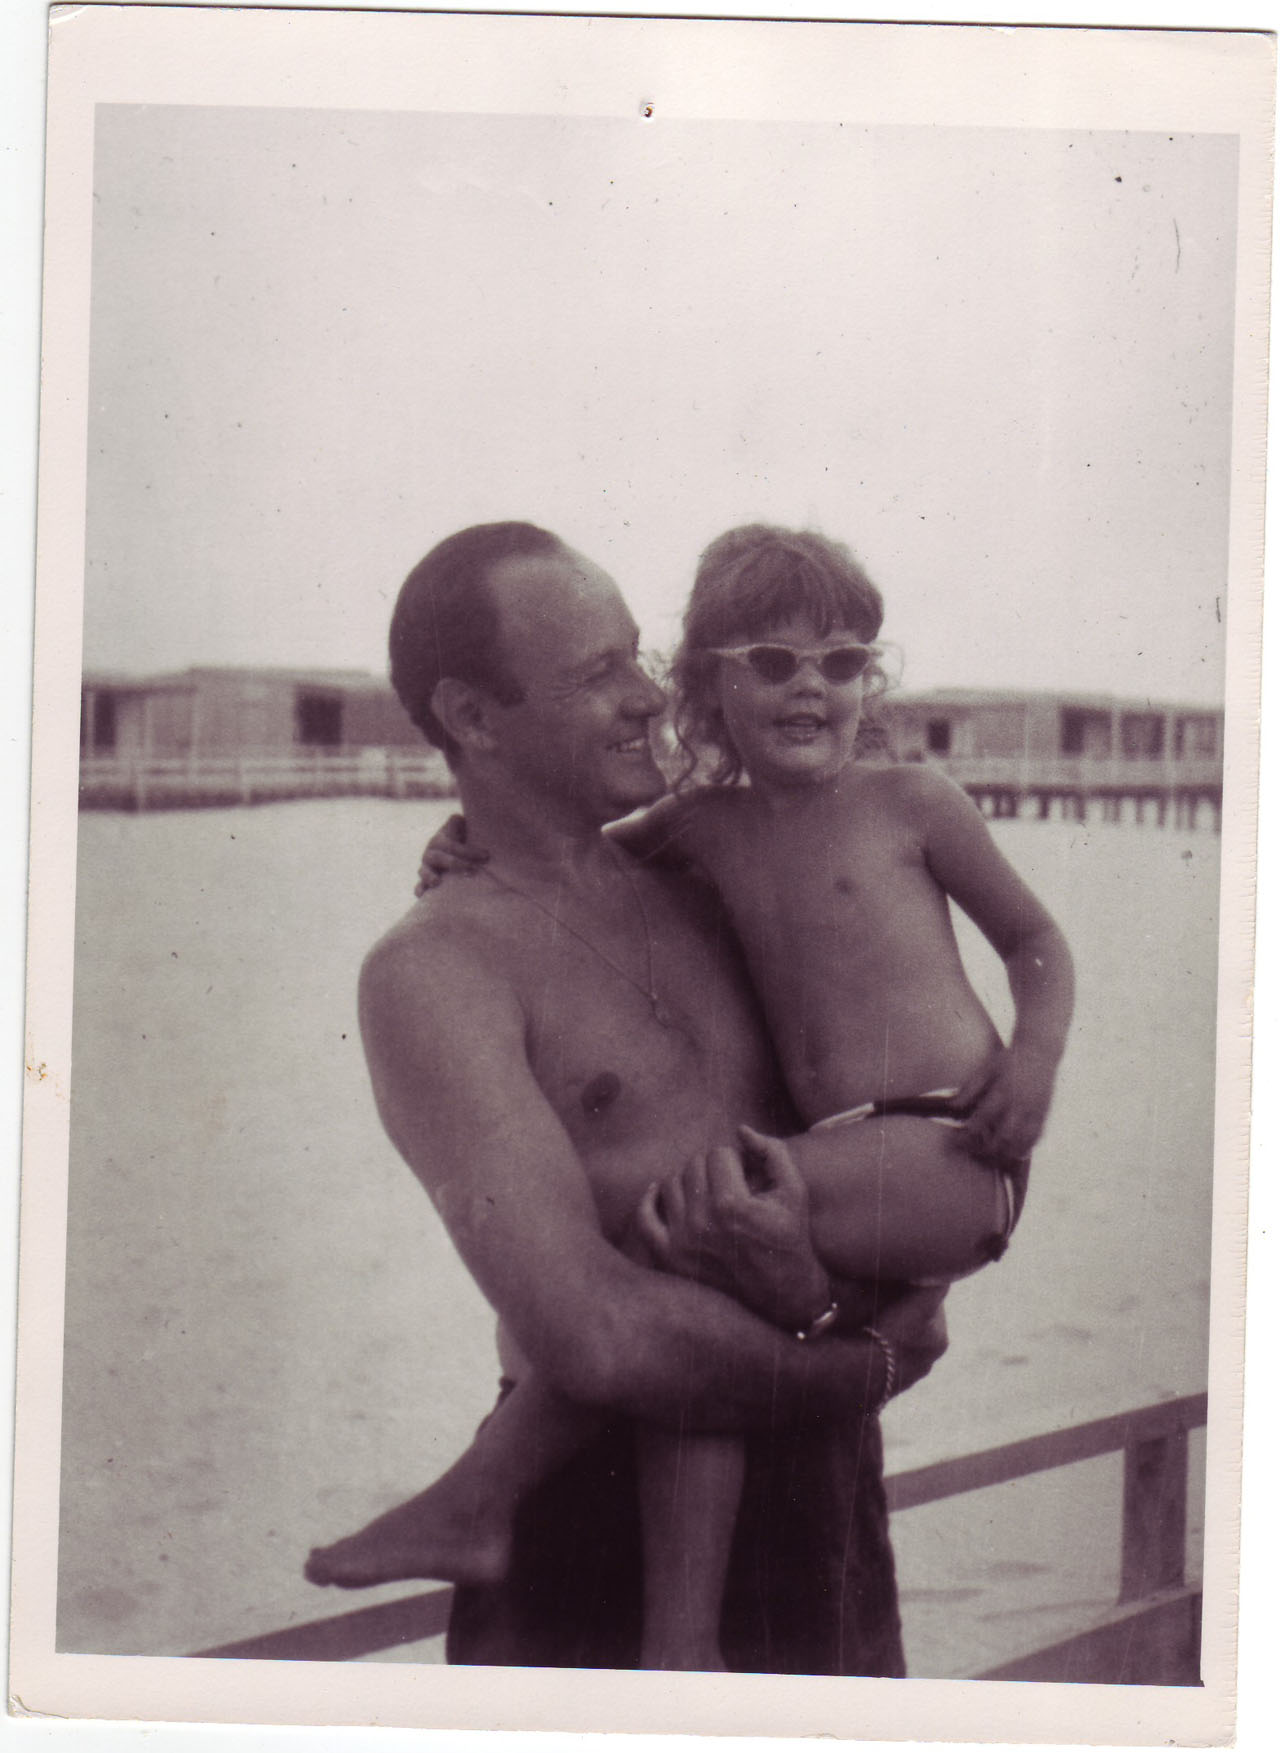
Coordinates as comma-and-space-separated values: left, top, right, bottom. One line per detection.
635, 1127, 949, 1397
359, 923, 911, 1431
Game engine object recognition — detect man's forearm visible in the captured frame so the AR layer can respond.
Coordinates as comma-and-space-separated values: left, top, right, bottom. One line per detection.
535, 1266, 889, 1434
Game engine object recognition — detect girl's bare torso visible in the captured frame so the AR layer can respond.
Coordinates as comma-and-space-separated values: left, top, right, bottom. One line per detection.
679, 767, 1001, 1128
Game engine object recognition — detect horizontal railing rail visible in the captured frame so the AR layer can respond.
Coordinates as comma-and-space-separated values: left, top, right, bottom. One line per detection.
79, 748, 456, 808
885, 1389, 1207, 1511
194, 1391, 1207, 1679
938, 755, 1222, 792
78, 748, 1223, 815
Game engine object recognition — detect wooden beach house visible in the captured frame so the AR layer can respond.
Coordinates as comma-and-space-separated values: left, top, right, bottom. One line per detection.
877, 688, 1223, 830
79, 666, 451, 808
79, 668, 1225, 829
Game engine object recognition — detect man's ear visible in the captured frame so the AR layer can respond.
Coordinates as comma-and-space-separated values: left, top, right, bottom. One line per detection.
431, 677, 500, 756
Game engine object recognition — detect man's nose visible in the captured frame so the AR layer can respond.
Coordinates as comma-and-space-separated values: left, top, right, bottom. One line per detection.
625, 661, 667, 717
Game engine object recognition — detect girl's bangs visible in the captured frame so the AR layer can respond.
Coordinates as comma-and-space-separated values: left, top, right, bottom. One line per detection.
707, 549, 879, 643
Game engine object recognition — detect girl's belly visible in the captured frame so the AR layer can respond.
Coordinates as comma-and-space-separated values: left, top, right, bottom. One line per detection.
775, 986, 1002, 1127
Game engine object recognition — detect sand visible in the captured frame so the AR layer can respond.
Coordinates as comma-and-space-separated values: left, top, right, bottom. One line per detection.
56, 798, 1217, 1675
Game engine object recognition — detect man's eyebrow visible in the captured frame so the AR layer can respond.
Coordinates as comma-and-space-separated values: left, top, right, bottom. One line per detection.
566, 636, 640, 678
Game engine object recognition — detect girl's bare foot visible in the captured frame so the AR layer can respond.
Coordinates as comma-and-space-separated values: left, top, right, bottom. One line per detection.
305, 1482, 511, 1590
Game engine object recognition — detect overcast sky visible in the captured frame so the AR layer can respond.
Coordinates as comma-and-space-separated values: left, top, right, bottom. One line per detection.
83, 105, 1236, 703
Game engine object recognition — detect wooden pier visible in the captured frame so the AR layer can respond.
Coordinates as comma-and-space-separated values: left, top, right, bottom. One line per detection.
941, 755, 1222, 832
880, 688, 1224, 833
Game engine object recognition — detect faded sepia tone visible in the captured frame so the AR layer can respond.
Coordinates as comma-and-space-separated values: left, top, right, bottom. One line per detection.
14, 8, 1269, 1743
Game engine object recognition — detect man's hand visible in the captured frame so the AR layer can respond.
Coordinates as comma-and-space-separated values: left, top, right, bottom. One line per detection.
870, 1284, 950, 1396
954, 1040, 1058, 1165
414, 813, 489, 895
633, 1126, 832, 1332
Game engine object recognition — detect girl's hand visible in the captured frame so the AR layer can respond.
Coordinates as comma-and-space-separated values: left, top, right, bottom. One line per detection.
414, 814, 489, 895
955, 1042, 1058, 1164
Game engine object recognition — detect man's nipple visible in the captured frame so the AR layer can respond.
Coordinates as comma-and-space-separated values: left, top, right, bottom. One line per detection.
581, 1071, 623, 1116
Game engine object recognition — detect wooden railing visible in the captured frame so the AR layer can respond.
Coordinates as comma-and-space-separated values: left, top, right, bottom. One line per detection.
889, 1390, 1206, 1684
79, 748, 455, 810
939, 754, 1222, 793
194, 1391, 1206, 1679
79, 749, 1222, 819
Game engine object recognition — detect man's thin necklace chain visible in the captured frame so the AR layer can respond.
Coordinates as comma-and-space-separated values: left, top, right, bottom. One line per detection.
481, 847, 675, 1028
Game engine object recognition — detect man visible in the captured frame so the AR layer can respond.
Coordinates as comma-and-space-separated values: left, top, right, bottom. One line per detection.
308, 521, 946, 1672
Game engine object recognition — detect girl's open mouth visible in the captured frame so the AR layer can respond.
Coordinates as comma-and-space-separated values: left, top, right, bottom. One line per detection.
775, 715, 826, 741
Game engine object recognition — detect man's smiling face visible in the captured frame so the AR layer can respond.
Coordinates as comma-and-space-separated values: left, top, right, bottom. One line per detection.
486, 546, 668, 822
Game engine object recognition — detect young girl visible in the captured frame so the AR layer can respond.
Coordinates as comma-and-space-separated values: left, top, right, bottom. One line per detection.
307, 524, 1074, 1670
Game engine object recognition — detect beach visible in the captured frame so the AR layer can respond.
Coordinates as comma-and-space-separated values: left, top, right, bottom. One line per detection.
57, 796, 1216, 1675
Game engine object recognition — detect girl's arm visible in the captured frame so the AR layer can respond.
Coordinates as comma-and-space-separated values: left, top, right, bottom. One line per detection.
416, 813, 486, 892
416, 793, 710, 892
606, 792, 705, 870
913, 770, 1075, 1161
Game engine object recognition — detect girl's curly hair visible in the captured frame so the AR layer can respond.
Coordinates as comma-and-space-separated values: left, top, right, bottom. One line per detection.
667, 524, 891, 789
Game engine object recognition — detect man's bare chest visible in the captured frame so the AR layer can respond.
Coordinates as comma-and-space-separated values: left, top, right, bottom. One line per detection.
504, 882, 776, 1187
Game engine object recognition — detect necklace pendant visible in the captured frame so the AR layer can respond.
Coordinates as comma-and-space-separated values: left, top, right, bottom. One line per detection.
651, 1000, 677, 1029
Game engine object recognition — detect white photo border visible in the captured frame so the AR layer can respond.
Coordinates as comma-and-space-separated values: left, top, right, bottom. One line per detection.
11, 4, 1273, 1745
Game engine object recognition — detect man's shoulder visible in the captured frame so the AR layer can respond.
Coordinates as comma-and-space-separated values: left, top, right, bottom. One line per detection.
360, 884, 522, 1013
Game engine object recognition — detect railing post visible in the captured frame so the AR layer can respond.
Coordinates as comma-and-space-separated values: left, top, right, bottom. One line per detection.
1119, 1429, 1188, 1602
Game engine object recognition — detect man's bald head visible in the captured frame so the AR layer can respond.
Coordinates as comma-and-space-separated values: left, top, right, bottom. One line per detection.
390, 521, 566, 764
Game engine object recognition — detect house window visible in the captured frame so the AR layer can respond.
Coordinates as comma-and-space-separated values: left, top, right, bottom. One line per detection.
926, 719, 952, 755
1060, 708, 1112, 758
1174, 715, 1218, 759
296, 692, 343, 747
1119, 713, 1164, 759
92, 692, 117, 752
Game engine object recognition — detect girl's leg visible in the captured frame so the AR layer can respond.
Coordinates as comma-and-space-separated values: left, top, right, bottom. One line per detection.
305, 1374, 598, 1589
788, 1116, 1015, 1285
636, 1426, 745, 1671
